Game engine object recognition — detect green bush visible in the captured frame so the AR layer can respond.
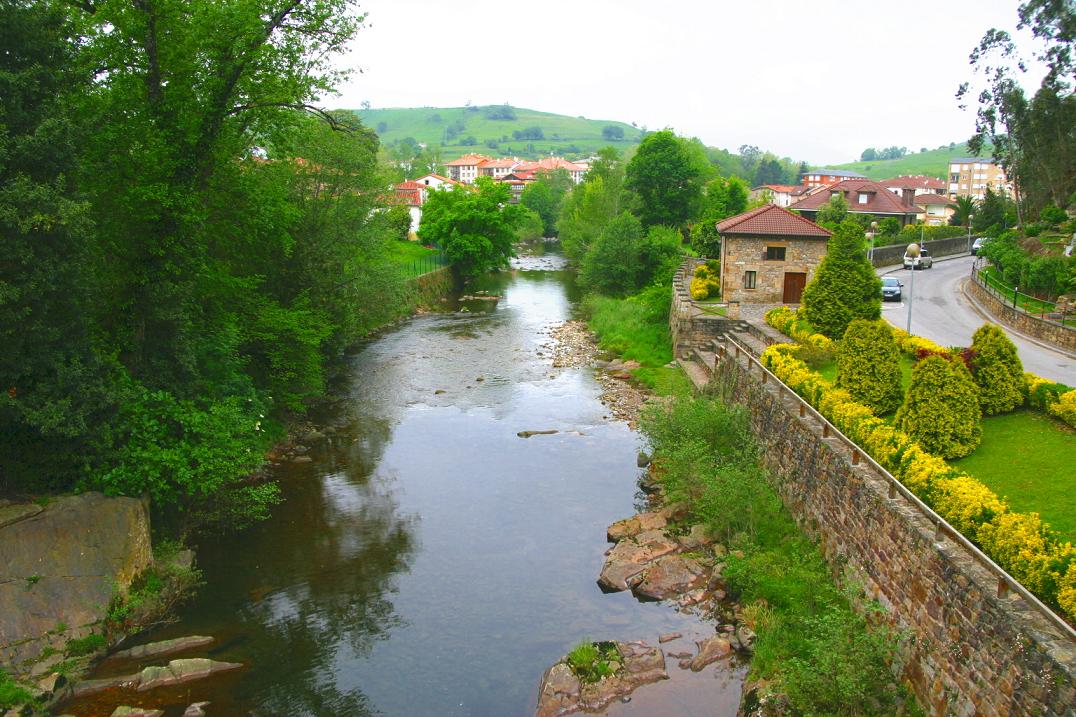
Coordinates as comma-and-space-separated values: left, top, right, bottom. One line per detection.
895, 355, 982, 459
801, 221, 882, 339
384, 204, 413, 241
580, 214, 682, 296
0, 670, 32, 710
877, 217, 901, 236
835, 320, 903, 414
1040, 203, 1068, 227
566, 641, 621, 683
970, 324, 1025, 415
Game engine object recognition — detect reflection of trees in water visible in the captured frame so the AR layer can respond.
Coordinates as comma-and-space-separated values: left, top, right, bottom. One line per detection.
232, 471, 417, 717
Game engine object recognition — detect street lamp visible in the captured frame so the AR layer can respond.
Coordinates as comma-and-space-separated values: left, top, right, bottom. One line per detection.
869, 221, 878, 264
905, 242, 920, 333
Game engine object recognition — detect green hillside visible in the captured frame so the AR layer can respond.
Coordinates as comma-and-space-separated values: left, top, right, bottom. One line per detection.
822, 142, 989, 180
354, 105, 641, 161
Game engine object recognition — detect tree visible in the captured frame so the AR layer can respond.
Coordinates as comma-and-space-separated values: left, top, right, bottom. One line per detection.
579, 214, 682, 296
950, 195, 976, 227
602, 125, 625, 140
970, 324, 1025, 414
690, 176, 749, 257
895, 355, 982, 459
520, 169, 573, 237
801, 220, 882, 339
419, 178, 524, 278
815, 193, 850, 230
557, 147, 625, 259
753, 158, 786, 186
835, 320, 903, 414
860, 148, 879, 162
877, 217, 902, 236
973, 187, 1014, 232
626, 130, 706, 228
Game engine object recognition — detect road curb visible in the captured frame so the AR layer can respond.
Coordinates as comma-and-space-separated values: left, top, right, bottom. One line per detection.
959, 278, 1076, 360
877, 252, 972, 277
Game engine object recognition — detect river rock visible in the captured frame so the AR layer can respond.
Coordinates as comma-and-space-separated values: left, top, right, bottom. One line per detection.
183, 702, 210, 717
633, 554, 707, 601
290, 455, 313, 464
0, 493, 152, 670
597, 531, 679, 592
677, 524, 715, 551
111, 708, 163, 717
72, 673, 139, 698
534, 663, 580, 717
535, 641, 667, 717
657, 632, 681, 643
735, 625, 757, 651
111, 635, 215, 661
606, 512, 666, 542
636, 451, 650, 468
136, 658, 242, 692
689, 635, 732, 671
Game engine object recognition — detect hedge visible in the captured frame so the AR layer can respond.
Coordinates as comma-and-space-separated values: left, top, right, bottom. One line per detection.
894, 355, 982, 459
690, 262, 720, 300
759, 342, 1076, 621
835, 320, 903, 414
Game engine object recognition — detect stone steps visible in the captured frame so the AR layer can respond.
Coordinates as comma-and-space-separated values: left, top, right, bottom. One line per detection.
677, 358, 711, 391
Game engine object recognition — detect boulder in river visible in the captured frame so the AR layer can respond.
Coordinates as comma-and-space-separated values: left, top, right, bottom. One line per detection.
689, 635, 732, 671
534, 641, 666, 717
597, 531, 678, 592
135, 658, 242, 692
110, 636, 215, 661
606, 512, 667, 542
632, 554, 707, 601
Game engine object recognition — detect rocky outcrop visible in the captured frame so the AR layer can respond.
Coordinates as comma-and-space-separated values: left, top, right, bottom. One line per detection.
597, 530, 679, 592
110, 636, 215, 662
72, 658, 242, 699
534, 641, 667, 717
0, 493, 152, 671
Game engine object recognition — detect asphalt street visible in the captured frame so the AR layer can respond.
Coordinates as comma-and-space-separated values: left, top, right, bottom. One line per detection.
878, 255, 1075, 384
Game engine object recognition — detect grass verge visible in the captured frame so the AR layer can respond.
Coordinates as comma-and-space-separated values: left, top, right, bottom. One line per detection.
582, 283, 674, 368
641, 390, 919, 715
952, 409, 1076, 542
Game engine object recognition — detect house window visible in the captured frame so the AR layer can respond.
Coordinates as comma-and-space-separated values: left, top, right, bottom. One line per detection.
744, 271, 757, 289
765, 246, 786, 261
858, 192, 869, 204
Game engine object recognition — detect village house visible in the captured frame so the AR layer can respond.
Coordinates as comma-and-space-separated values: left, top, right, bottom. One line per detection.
914, 194, 958, 226
748, 184, 812, 208
443, 153, 490, 183
500, 170, 537, 203
513, 156, 588, 184
800, 168, 866, 187
717, 204, 832, 304
881, 175, 946, 196
947, 157, 1011, 200
791, 178, 921, 226
478, 158, 520, 179
412, 173, 462, 190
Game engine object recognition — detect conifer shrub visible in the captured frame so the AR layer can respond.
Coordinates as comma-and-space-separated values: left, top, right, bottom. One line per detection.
970, 324, 1025, 415
801, 220, 882, 339
895, 355, 982, 459
835, 320, 903, 414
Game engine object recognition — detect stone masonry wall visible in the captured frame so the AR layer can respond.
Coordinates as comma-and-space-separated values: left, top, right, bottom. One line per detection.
713, 352, 1076, 716
871, 235, 972, 267
669, 260, 748, 356
968, 275, 1076, 354
721, 234, 827, 303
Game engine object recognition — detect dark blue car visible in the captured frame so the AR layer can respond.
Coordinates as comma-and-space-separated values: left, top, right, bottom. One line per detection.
881, 277, 902, 301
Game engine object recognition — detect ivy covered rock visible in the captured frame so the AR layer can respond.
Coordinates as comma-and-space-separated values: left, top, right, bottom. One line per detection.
970, 324, 1025, 415
895, 355, 982, 459
835, 320, 903, 414
801, 220, 881, 339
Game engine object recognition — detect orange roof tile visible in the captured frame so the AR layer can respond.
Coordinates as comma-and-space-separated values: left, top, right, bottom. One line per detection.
716, 204, 832, 238
792, 179, 920, 216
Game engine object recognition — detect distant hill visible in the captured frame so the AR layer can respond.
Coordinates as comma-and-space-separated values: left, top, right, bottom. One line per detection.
354, 105, 641, 161
822, 142, 990, 180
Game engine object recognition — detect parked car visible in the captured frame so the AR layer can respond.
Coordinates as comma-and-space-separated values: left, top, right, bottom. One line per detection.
971, 237, 988, 255
881, 277, 903, 301
903, 247, 933, 270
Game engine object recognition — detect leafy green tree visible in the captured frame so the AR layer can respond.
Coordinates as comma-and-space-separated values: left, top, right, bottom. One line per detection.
801, 221, 882, 339
579, 215, 682, 296
970, 324, 1025, 414
815, 193, 850, 230
419, 178, 524, 278
520, 169, 573, 236
973, 188, 1014, 232
753, 158, 786, 186
385, 205, 414, 241
835, 320, 903, 414
690, 176, 749, 257
515, 207, 545, 242
557, 147, 625, 259
877, 217, 902, 236
896, 355, 982, 459
602, 125, 625, 140
625, 130, 706, 228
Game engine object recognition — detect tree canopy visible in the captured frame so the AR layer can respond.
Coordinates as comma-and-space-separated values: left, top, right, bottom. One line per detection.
801, 220, 882, 339
419, 178, 524, 278
625, 130, 708, 228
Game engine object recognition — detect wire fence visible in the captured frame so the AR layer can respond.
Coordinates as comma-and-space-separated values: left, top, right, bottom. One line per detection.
402, 252, 450, 280
972, 258, 1074, 327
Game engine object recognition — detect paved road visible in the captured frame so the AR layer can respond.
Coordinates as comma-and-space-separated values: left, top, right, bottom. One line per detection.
878, 255, 1075, 384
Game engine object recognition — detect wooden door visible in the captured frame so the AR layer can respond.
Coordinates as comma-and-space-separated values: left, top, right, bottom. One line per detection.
783, 272, 807, 303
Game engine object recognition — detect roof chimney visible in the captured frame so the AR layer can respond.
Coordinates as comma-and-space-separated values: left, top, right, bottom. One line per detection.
901, 188, 916, 206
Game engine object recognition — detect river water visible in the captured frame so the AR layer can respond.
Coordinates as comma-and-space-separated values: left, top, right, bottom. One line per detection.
65, 255, 743, 717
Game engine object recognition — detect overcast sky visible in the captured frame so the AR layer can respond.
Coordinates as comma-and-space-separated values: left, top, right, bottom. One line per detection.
326, 0, 1041, 165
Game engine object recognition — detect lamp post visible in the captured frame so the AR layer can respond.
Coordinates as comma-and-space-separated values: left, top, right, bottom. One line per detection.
906, 242, 920, 333
869, 221, 878, 264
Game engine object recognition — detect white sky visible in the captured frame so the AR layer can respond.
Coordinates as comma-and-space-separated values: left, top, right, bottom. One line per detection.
327, 0, 1041, 165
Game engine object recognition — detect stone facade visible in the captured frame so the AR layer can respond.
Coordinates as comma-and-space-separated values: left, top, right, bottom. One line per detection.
711, 350, 1076, 717
967, 274, 1076, 353
720, 234, 827, 304
669, 260, 749, 355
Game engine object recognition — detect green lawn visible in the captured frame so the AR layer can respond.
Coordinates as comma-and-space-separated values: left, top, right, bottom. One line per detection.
815, 354, 915, 394
385, 241, 445, 279
951, 410, 1076, 542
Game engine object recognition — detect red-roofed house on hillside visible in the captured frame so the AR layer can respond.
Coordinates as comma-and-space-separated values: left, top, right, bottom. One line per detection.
478, 157, 521, 179
913, 193, 957, 226
717, 205, 832, 304
791, 179, 921, 226
444, 154, 491, 184
412, 173, 462, 190
513, 157, 587, 184
748, 184, 800, 208
801, 168, 867, 187
881, 175, 946, 196
500, 171, 537, 203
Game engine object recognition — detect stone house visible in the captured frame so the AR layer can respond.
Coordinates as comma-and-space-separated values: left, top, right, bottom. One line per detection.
717, 205, 832, 304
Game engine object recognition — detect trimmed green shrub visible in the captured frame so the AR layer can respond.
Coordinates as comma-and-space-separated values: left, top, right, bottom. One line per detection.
801, 220, 882, 339
835, 320, 903, 414
895, 355, 982, 459
970, 324, 1025, 415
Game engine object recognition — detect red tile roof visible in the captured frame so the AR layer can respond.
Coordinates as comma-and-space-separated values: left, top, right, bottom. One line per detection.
881, 175, 946, 190
414, 173, 458, 184
792, 179, 920, 216
478, 158, 519, 169
514, 157, 585, 173
754, 184, 800, 193
716, 204, 832, 238
913, 194, 957, 206
395, 181, 424, 190
444, 153, 491, 167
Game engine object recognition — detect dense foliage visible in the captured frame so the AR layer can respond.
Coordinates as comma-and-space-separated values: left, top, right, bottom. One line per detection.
520, 169, 573, 237
835, 320, 903, 414
0, 0, 418, 533
557, 148, 626, 260
578, 214, 680, 296
625, 130, 709, 228
419, 178, 524, 277
689, 176, 749, 257
969, 324, 1026, 415
801, 221, 882, 339
896, 355, 982, 459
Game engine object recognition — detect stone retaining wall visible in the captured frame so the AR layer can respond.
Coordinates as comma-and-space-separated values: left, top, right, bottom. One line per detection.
713, 352, 1076, 717
669, 260, 749, 355
871, 235, 972, 267
967, 275, 1076, 354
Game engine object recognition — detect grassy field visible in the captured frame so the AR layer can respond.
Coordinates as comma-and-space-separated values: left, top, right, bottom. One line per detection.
385, 241, 445, 279
355, 105, 640, 161
823, 142, 986, 180
951, 410, 1076, 542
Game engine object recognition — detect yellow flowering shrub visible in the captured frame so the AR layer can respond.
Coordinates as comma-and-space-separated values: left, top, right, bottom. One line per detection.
764, 307, 833, 352
1058, 563, 1076, 618
690, 263, 721, 300
1047, 390, 1076, 428
931, 474, 1007, 537
976, 512, 1061, 597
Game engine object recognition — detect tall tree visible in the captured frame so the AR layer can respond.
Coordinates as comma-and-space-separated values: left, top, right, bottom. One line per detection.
801, 220, 882, 339
690, 176, 749, 257
419, 178, 524, 278
557, 146, 625, 260
520, 169, 573, 237
625, 130, 706, 228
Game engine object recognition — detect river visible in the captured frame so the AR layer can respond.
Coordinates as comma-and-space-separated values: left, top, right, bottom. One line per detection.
63, 255, 743, 717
